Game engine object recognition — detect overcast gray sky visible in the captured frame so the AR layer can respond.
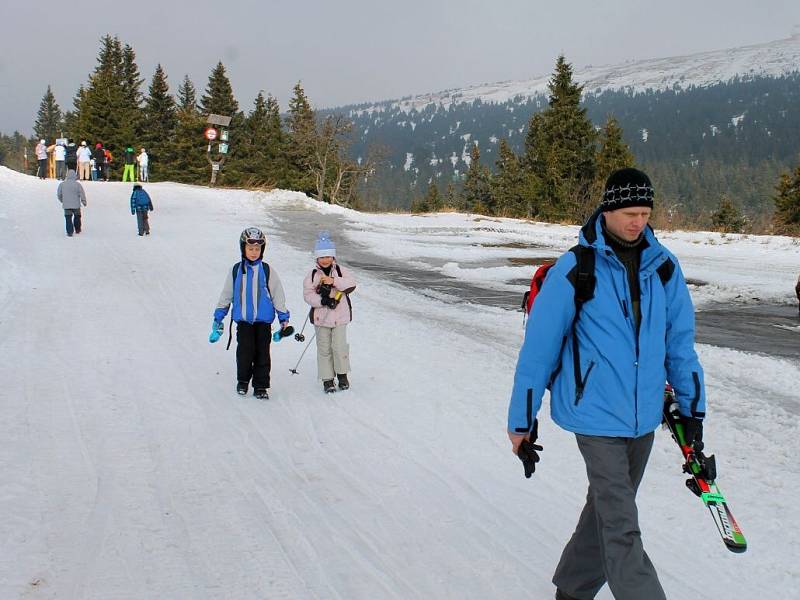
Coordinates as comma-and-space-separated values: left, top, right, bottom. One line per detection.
3, 0, 799, 135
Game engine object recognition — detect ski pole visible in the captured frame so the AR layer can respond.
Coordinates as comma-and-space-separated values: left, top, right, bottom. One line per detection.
289, 331, 316, 374
294, 312, 310, 342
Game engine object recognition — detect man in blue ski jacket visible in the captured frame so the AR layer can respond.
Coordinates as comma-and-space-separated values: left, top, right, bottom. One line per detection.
507, 168, 706, 600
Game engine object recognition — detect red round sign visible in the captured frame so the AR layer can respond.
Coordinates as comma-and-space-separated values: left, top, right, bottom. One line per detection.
204, 127, 218, 141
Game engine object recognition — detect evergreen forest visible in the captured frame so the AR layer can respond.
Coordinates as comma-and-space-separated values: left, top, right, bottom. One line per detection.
2, 35, 800, 234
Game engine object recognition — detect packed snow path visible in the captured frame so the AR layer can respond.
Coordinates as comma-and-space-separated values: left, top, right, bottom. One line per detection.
1, 169, 798, 599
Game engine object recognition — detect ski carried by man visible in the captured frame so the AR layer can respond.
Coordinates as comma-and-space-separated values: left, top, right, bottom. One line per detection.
663, 385, 747, 553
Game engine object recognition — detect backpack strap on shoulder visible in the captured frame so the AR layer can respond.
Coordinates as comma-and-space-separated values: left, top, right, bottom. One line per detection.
567, 245, 596, 401
657, 257, 674, 286
569, 245, 596, 307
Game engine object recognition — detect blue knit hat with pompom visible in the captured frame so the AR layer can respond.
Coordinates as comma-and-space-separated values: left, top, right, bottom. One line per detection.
314, 231, 336, 258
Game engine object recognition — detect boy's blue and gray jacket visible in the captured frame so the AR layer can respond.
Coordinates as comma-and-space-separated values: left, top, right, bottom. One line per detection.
130, 188, 153, 213
508, 212, 706, 439
214, 260, 290, 325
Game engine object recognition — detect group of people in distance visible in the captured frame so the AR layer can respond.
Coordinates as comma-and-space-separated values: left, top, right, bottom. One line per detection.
35, 139, 149, 182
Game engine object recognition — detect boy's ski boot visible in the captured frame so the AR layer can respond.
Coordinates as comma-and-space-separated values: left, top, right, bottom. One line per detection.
337, 373, 349, 391
254, 388, 269, 400
236, 381, 248, 396
323, 380, 336, 394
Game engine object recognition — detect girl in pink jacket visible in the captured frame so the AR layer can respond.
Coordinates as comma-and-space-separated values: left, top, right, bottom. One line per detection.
302, 232, 357, 393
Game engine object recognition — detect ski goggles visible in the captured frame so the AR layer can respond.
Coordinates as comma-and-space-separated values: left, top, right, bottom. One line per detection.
244, 238, 266, 246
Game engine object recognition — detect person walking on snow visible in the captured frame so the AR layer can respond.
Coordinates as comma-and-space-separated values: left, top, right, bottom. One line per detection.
122, 145, 136, 182
56, 168, 87, 236
507, 168, 707, 600
130, 184, 154, 236
302, 232, 356, 393
103, 147, 113, 180
54, 141, 66, 179
76, 141, 92, 180
209, 227, 291, 399
93, 143, 106, 182
65, 139, 78, 171
35, 139, 48, 179
137, 148, 149, 182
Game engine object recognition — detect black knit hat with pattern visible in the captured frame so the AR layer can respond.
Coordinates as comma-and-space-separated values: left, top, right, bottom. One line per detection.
600, 168, 654, 212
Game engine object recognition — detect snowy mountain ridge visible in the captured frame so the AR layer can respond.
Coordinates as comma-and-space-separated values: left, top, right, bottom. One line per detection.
348, 33, 800, 115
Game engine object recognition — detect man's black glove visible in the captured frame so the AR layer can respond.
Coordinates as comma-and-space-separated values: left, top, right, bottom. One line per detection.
517, 419, 544, 479
682, 416, 704, 452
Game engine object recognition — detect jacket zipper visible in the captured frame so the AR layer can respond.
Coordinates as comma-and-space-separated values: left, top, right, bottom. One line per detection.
574, 361, 595, 405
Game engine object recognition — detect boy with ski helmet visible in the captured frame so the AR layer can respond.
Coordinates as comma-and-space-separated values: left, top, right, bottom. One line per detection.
210, 227, 290, 399
302, 231, 356, 393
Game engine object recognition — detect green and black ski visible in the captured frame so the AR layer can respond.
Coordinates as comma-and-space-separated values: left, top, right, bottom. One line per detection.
663, 387, 747, 553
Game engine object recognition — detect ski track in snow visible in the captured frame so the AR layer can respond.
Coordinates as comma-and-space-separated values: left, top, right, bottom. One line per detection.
0, 167, 798, 599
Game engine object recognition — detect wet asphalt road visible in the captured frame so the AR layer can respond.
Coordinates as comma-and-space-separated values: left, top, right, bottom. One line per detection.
270, 208, 799, 362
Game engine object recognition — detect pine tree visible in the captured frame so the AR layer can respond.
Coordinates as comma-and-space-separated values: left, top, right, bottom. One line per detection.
773, 165, 800, 234
171, 75, 208, 184
522, 55, 597, 222
711, 194, 747, 233
118, 43, 145, 146
491, 139, 527, 216
238, 91, 271, 185
141, 64, 177, 181
63, 85, 87, 142
200, 62, 243, 184
177, 74, 198, 112
444, 181, 459, 209
596, 115, 635, 183
463, 143, 492, 213
425, 180, 442, 212
411, 191, 430, 213
592, 115, 636, 217
200, 62, 239, 116
78, 35, 126, 150
285, 81, 317, 194
263, 94, 289, 186
34, 86, 63, 142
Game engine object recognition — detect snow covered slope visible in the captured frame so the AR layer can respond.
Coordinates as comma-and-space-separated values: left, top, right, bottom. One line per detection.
1, 167, 798, 599
349, 33, 800, 115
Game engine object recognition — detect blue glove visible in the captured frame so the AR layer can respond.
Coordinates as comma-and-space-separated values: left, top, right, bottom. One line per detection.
209, 320, 224, 343
272, 324, 294, 343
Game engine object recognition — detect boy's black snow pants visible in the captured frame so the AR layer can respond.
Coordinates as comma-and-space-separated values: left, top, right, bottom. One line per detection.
552, 432, 665, 600
235, 321, 272, 389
